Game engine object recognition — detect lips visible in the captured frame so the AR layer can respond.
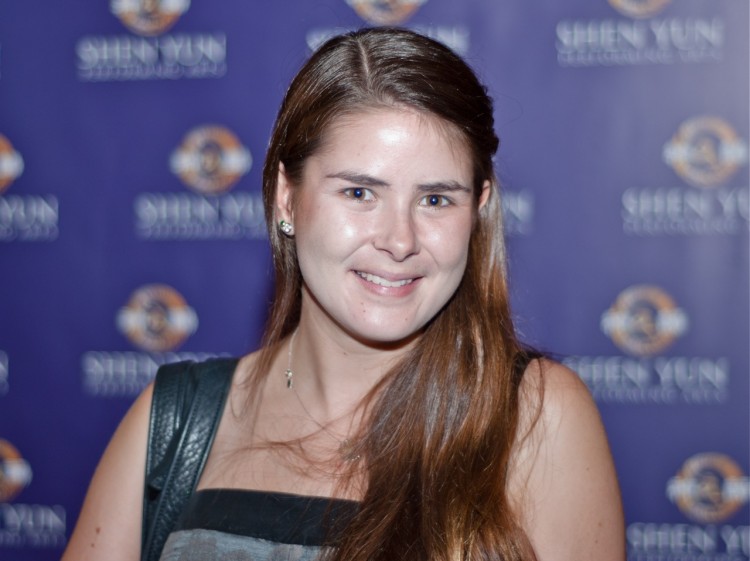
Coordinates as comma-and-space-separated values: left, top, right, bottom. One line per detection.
355, 271, 416, 288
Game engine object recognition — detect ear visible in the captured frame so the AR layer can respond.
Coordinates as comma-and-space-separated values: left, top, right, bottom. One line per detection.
478, 180, 491, 211
275, 162, 295, 224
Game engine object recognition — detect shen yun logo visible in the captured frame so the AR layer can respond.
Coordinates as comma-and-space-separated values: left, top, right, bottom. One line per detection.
622, 117, 749, 235
663, 116, 749, 189
116, 284, 198, 352
600, 285, 688, 357
0, 439, 32, 503
557, 0, 723, 67
0, 135, 58, 242
111, 0, 191, 37
0, 134, 24, 195
170, 126, 252, 195
77, 0, 225, 81
136, 125, 263, 240
0, 439, 66, 548
608, 0, 672, 19
346, 0, 427, 25
667, 453, 750, 524
569, 285, 728, 404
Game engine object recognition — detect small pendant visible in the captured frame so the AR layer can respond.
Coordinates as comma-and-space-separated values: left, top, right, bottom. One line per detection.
285, 369, 293, 389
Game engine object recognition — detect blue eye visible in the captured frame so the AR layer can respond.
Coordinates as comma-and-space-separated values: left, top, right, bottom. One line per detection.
420, 194, 450, 207
344, 187, 374, 201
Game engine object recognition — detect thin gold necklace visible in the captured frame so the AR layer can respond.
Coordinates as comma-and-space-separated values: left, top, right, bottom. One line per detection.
285, 331, 360, 462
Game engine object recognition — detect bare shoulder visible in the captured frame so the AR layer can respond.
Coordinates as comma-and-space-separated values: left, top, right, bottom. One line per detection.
62, 382, 154, 561
510, 358, 626, 561
517, 358, 598, 429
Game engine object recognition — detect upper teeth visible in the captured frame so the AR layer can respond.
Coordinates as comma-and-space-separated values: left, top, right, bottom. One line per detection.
357, 272, 414, 288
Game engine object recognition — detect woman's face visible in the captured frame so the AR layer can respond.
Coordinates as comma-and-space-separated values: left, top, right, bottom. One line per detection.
277, 109, 488, 346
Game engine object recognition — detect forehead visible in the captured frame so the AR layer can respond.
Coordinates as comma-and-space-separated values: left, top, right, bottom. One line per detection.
316, 108, 472, 166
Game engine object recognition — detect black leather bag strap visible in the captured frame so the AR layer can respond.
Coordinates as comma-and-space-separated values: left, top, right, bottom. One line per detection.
141, 357, 237, 561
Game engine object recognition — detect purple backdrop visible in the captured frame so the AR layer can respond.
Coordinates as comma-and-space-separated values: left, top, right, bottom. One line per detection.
1, 1, 748, 559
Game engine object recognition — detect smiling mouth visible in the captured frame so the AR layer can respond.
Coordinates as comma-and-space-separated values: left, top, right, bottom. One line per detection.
356, 271, 415, 288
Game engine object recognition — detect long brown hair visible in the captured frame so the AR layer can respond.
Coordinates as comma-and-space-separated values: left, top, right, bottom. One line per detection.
257, 27, 536, 561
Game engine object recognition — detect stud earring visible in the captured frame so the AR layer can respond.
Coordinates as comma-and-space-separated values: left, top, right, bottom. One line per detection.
279, 220, 294, 236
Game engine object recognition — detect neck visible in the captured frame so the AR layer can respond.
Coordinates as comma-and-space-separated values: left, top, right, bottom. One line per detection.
287, 302, 418, 420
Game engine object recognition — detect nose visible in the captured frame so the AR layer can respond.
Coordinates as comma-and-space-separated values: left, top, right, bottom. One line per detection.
373, 206, 420, 261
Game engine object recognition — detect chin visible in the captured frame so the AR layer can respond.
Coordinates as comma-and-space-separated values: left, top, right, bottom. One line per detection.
343, 320, 427, 349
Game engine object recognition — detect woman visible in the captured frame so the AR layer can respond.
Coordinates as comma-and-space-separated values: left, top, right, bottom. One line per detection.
63, 27, 625, 561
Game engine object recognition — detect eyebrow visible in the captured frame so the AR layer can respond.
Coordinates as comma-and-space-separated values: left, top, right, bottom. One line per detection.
325, 172, 389, 187
416, 181, 471, 194
326, 171, 471, 193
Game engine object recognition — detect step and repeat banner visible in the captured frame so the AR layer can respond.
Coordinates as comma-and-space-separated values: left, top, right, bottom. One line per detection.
1, 1, 748, 559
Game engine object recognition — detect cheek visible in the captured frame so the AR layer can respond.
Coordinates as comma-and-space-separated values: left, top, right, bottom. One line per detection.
339, 216, 364, 241
426, 219, 473, 268
315, 209, 375, 250
295, 209, 365, 268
